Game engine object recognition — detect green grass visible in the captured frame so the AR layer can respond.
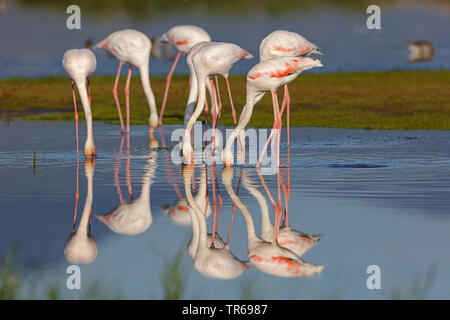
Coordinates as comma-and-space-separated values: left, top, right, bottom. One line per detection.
1, 70, 450, 130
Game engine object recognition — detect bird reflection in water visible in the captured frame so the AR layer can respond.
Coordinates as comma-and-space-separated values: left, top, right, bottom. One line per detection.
64, 157, 97, 264
223, 167, 323, 277
95, 136, 158, 235
183, 164, 250, 279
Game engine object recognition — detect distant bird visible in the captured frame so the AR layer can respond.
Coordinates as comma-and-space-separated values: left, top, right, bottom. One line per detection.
94, 29, 158, 134
158, 25, 211, 127
408, 41, 434, 62
260, 30, 323, 146
182, 42, 253, 162
95, 148, 157, 235
222, 168, 323, 277
62, 48, 97, 157
223, 57, 323, 167
64, 159, 97, 264
183, 164, 249, 279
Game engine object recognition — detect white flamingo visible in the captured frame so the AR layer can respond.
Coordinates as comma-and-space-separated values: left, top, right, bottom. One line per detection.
223, 56, 323, 167
64, 159, 97, 264
183, 164, 249, 279
95, 148, 157, 235
62, 49, 97, 157
158, 25, 211, 127
182, 42, 253, 162
94, 29, 158, 134
222, 167, 323, 277
260, 30, 323, 146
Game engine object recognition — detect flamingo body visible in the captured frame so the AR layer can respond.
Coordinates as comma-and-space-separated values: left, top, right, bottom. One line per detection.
161, 25, 211, 54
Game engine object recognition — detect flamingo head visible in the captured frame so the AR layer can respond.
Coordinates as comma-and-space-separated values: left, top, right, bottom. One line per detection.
308, 42, 323, 56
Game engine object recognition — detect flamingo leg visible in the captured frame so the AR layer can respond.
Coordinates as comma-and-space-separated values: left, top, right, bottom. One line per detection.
225, 76, 237, 125
114, 135, 125, 204
112, 62, 125, 134
72, 150, 80, 232
158, 52, 181, 127
214, 76, 223, 116
256, 91, 280, 168
125, 64, 133, 135
210, 164, 218, 247
210, 77, 218, 160
87, 79, 91, 105
279, 85, 291, 149
71, 81, 79, 158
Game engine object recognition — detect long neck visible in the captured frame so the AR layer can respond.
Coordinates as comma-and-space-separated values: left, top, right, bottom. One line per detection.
185, 72, 207, 134
76, 79, 94, 152
138, 63, 158, 128
242, 175, 273, 237
184, 60, 199, 127
77, 161, 94, 236
223, 175, 258, 244
184, 170, 208, 248
140, 150, 157, 202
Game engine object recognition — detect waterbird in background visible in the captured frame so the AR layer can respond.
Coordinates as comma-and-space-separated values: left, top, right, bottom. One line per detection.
182, 42, 253, 162
222, 167, 324, 277
259, 30, 323, 146
94, 29, 158, 134
183, 164, 249, 279
64, 159, 97, 264
62, 48, 97, 158
223, 57, 323, 168
158, 25, 211, 127
407, 41, 434, 62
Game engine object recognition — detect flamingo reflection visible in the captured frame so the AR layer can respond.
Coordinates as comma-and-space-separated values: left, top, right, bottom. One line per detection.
64, 158, 97, 264
95, 138, 158, 235
223, 167, 323, 277
183, 164, 249, 279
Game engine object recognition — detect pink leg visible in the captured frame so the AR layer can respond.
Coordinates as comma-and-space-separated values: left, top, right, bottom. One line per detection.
210, 164, 218, 247
87, 79, 91, 105
225, 76, 237, 125
279, 85, 291, 149
125, 64, 133, 134
112, 62, 125, 134
227, 173, 241, 246
215, 76, 223, 115
72, 150, 80, 231
256, 91, 281, 168
158, 52, 181, 127
210, 77, 218, 159
114, 135, 125, 204
71, 82, 79, 158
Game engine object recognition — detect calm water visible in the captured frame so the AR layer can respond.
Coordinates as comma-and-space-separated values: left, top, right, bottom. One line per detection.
1, 1, 450, 78
1, 120, 450, 299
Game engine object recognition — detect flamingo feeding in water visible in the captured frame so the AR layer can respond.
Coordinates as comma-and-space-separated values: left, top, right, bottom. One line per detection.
222, 56, 323, 168
63, 49, 97, 158
260, 30, 323, 146
94, 29, 158, 134
158, 25, 211, 127
182, 42, 253, 162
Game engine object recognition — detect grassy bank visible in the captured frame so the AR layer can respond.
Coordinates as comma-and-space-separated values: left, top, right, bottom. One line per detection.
1, 70, 450, 130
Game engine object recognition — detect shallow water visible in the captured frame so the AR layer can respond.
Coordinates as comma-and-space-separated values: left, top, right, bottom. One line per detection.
1, 120, 450, 299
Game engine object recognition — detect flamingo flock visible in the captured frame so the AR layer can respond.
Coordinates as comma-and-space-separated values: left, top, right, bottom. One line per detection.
63, 26, 324, 277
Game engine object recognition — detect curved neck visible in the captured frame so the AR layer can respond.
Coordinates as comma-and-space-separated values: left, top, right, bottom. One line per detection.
184, 169, 208, 248
223, 175, 258, 244
242, 175, 273, 236
75, 79, 94, 149
138, 64, 158, 123
77, 161, 94, 235
140, 150, 157, 202
184, 61, 199, 127
185, 72, 207, 134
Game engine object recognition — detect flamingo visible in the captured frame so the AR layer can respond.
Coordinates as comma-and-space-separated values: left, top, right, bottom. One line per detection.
222, 56, 323, 167
182, 42, 253, 162
93, 29, 158, 134
64, 159, 97, 264
95, 147, 157, 235
260, 30, 323, 146
183, 164, 249, 279
63, 49, 97, 158
158, 25, 211, 127
222, 167, 323, 277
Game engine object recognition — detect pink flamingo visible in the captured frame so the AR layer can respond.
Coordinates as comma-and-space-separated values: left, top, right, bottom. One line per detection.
94, 29, 158, 134
182, 42, 253, 162
260, 30, 323, 146
158, 25, 211, 127
63, 49, 97, 157
223, 56, 323, 168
